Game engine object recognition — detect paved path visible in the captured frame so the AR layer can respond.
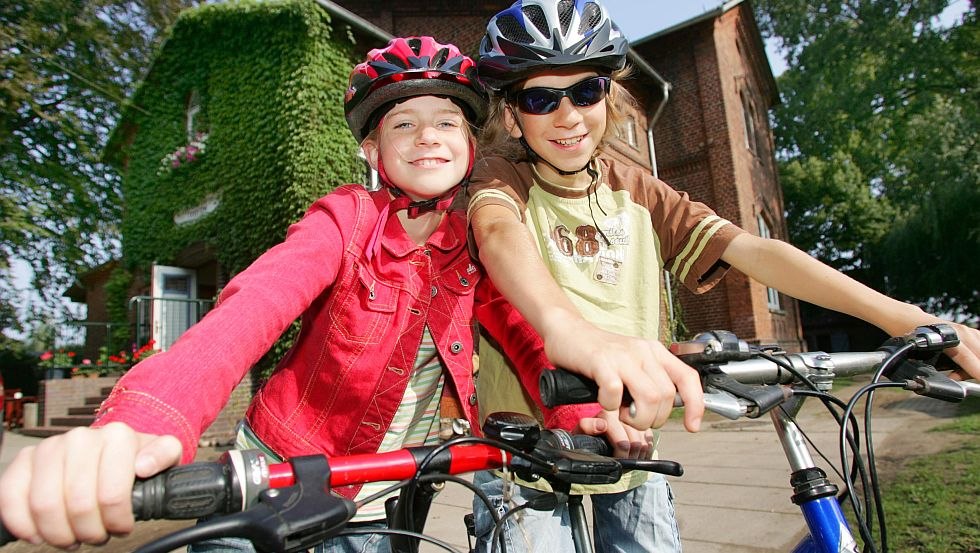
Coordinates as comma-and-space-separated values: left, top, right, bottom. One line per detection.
0, 380, 962, 552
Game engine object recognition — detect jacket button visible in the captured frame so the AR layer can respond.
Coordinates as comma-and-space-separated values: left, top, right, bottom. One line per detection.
468, 393, 478, 405
431, 285, 438, 297
450, 341, 463, 354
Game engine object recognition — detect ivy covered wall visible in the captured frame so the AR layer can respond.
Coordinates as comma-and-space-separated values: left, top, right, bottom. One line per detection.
113, 0, 365, 278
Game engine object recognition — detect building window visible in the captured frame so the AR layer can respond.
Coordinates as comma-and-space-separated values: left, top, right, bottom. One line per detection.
757, 213, 781, 310
741, 90, 758, 154
186, 89, 202, 141
624, 115, 638, 149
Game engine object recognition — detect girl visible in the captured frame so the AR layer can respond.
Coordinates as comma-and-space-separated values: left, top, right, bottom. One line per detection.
466, 1, 980, 552
0, 36, 491, 552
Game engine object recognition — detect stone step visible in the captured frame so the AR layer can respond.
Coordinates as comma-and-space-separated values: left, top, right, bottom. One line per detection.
68, 406, 99, 416
85, 395, 109, 406
19, 426, 76, 438
50, 415, 97, 427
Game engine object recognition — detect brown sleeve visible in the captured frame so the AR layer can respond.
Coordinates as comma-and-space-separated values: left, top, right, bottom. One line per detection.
466, 156, 535, 224
605, 159, 746, 294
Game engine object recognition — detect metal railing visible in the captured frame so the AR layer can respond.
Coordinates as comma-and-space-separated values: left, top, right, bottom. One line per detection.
129, 296, 215, 352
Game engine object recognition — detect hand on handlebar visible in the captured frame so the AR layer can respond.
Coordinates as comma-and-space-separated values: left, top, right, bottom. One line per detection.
0, 422, 182, 548
940, 322, 980, 381
541, 318, 704, 432
575, 410, 654, 460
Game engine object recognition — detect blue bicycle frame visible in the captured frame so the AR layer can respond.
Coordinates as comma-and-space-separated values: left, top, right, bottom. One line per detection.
772, 406, 859, 553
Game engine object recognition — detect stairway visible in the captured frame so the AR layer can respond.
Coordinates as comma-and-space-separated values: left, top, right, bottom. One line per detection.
19, 386, 112, 438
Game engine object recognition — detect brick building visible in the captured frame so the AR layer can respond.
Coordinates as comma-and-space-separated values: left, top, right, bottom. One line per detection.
333, 0, 804, 350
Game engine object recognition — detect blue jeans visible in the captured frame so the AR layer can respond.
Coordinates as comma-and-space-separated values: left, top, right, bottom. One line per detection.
471, 470, 681, 553
186, 520, 389, 553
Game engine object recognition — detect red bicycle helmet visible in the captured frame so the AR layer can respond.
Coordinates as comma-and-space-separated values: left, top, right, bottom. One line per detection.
344, 36, 488, 143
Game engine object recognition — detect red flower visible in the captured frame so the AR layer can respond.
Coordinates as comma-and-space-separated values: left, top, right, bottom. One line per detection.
40, 351, 53, 361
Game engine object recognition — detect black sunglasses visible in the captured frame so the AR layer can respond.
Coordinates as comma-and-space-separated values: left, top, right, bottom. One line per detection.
510, 76, 611, 115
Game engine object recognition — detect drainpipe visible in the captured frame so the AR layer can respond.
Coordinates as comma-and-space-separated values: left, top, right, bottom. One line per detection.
312, 0, 393, 43
627, 49, 676, 338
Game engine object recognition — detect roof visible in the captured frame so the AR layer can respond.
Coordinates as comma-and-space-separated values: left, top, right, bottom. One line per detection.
633, 0, 746, 44
631, 0, 778, 106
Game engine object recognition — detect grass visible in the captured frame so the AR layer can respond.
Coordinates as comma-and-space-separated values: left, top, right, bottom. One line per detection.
851, 396, 980, 553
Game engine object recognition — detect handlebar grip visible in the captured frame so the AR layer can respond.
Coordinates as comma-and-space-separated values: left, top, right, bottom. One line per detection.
132, 461, 240, 520
540, 368, 632, 408
542, 429, 612, 456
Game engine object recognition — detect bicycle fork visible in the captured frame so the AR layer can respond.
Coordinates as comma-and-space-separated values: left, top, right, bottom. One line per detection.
771, 409, 859, 553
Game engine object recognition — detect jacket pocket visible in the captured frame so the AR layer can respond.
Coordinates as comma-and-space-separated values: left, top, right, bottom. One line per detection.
440, 258, 481, 296
331, 264, 398, 344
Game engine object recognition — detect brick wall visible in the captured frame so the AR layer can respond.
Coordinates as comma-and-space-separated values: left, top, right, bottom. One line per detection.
38, 373, 254, 447
335, 1, 511, 55
634, 6, 803, 351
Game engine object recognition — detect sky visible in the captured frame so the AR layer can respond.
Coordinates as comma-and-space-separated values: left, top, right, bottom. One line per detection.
599, 0, 972, 77
601, 0, 788, 76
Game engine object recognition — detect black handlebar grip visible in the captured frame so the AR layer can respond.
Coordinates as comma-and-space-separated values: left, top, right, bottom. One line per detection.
539, 368, 633, 408
132, 461, 239, 520
541, 429, 612, 456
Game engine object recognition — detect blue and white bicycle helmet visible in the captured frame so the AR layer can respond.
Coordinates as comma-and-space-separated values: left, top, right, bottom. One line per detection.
477, 0, 629, 91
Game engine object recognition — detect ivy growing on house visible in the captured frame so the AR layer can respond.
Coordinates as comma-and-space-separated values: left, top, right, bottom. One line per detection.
105, 0, 367, 373
110, 0, 363, 276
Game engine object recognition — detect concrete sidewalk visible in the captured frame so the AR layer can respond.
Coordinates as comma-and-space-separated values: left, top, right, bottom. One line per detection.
0, 382, 961, 553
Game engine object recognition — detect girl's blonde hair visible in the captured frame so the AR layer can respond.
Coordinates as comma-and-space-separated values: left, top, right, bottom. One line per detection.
478, 66, 638, 162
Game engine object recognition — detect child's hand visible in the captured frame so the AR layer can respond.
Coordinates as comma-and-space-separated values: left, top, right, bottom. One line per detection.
938, 321, 980, 381
0, 422, 182, 548
542, 318, 704, 433
576, 411, 654, 460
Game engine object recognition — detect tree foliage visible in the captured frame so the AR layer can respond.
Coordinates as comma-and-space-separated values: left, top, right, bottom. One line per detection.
754, 0, 979, 321
0, 0, 201, 332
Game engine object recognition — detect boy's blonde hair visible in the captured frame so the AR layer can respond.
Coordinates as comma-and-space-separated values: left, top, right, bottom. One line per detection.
479, 67, 637, 162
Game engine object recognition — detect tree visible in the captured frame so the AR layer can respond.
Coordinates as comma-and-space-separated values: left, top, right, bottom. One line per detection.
0, 0, 200, 333
754, 0, 978, 321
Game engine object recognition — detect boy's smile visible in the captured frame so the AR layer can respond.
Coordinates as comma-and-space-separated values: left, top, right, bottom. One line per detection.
507, 68, 607, 189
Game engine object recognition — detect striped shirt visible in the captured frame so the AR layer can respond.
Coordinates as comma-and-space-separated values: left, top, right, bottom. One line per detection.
237, 325, 445, 521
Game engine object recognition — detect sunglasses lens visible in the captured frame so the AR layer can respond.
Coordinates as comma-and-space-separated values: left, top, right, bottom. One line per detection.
514, 77, 610, 115
571, 77, 608, 106
518, 90, 561, 115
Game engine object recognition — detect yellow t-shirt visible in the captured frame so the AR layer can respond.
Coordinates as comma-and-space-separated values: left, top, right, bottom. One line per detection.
469, 156, 743, 494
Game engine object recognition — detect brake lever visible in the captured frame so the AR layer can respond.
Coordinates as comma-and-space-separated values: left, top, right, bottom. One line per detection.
225, 455, 356, 553
702, 369, 792, 418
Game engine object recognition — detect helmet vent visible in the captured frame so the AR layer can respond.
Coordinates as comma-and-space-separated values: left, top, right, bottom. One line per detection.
522, 4, 551, 39
432, 47, 449, 67
579, 2, 602, 34
557, 0, 575, 35
498, 13, 536, 44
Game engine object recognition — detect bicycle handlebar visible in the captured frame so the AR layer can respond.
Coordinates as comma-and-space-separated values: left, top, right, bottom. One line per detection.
0, 415, 683, 550
541, 324, 976, 417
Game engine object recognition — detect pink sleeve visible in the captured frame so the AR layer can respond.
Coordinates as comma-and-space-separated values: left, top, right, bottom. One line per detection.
474, 279, 601, 431
93, 190, 359, 463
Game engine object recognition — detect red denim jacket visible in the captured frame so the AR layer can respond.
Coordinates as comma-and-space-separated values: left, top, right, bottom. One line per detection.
95, 186, 598, 497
